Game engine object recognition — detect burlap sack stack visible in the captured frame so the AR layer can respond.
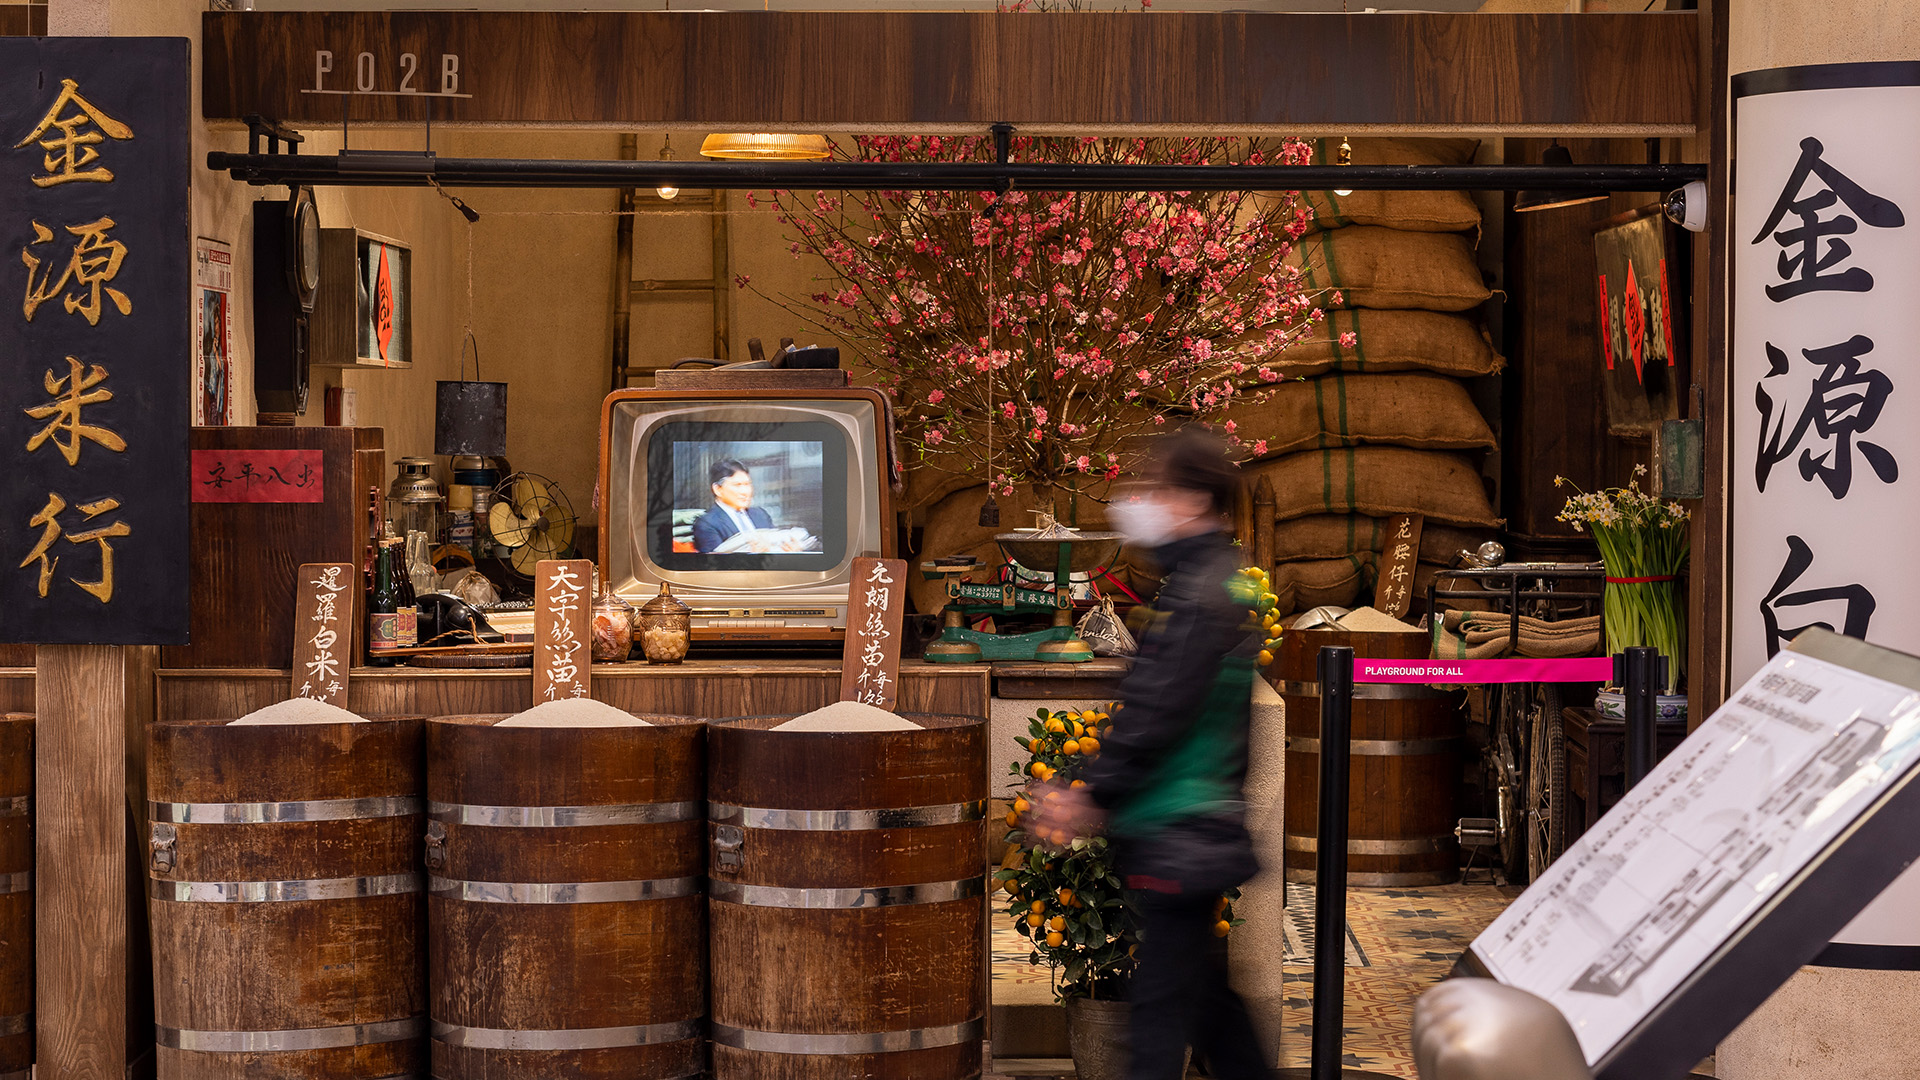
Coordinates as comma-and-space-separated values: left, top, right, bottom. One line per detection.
1236, 137, 1503, 615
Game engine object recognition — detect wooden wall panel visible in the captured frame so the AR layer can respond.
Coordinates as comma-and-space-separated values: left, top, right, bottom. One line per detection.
0, 6, 44, 37
201, 11, 1699, 133
156, 662, 989, 724
1499, 137, 1651, 555
0, 674, 28, 716
160, 427, 383, 670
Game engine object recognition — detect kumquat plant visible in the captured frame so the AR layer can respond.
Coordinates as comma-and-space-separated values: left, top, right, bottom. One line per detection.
995, 703, 1242, 1003
1234, 565, 1285, 667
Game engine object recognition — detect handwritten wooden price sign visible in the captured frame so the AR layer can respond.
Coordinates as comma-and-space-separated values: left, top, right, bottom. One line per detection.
1376, 513, 1425, 620
839, 557, 907, 710
534, 558, 592, 702
290, 562, 354, 708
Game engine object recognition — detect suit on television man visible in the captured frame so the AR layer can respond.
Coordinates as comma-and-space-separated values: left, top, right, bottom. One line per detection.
692, 459, 775, 553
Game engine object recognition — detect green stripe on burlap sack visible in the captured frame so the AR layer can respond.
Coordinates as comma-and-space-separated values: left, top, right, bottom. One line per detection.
1245, 310, 1503, 381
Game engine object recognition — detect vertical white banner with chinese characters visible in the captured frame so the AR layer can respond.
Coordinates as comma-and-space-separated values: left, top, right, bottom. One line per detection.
1733, 66, 1920, 685
1733, 62, 1920, 955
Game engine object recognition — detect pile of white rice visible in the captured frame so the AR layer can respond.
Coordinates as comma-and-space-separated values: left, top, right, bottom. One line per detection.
228, 698, 366, 725
1335, 606, 1420, 634
497, 698, 653, 727
773, 701, 921, 732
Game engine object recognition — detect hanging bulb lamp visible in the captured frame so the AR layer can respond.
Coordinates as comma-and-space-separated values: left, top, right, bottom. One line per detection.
655, 135, 679, 200
1332, 135, 1354, 198
698, 133, 831, 161
1513, 140, 1609, 213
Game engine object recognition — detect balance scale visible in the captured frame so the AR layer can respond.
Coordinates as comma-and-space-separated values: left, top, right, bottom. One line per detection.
920, 526, 1124, 664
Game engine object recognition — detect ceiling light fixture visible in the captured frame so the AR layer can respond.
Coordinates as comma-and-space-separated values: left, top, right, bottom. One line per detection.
1333, 135, 1354, 197
655, 135, 679, 200
698, 133, 831, 161
1513, 140, 1609, 213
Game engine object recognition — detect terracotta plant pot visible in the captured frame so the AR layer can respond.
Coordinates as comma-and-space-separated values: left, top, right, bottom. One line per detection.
1067, 996, 1191, 1080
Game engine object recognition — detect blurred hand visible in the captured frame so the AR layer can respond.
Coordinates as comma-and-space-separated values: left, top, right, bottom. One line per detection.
1024, 781, 1103, 848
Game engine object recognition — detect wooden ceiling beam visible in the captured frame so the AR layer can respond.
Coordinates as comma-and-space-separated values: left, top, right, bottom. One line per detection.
202, 10, 1699, 135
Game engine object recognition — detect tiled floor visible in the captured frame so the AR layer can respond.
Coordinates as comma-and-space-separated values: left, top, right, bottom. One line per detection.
990, 881, 1518, 1079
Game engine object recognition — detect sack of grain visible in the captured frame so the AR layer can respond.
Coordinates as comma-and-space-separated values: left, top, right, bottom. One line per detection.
1269, 514, 1496, 565
1247, 447, 1499, 527
912, 484, 1116, 615
1299, 137, 1483, 234
1285, 227, 1492, 312
1273, 554, 1375, 614
1229, 371, 1494, 457
1260, 310, 1503, 379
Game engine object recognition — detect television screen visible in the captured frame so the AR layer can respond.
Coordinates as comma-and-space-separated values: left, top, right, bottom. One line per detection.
645, 420, 848, 572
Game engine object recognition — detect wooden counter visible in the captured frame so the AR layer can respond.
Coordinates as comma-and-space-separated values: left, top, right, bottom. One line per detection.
156, 659, 990, 723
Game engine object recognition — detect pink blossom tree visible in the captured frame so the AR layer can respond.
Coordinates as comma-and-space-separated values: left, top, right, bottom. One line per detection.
742, 134, 1332, 508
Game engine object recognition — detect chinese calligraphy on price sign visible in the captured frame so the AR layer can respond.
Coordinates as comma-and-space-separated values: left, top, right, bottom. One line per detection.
292, 563, 354, 708
0, 40, 189, 645
535, 559, 592, 702
1375, 514, 1424, 620
1731, 65, 1920, 681
839, 557, 907, 709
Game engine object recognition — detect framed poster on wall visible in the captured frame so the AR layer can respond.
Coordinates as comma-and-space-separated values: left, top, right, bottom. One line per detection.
195, 236, 233, 426
1592, 205, 1686, 436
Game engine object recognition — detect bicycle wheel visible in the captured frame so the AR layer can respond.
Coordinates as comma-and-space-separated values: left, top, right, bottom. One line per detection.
1492, 683, 1528, 884
1526, 684, 1568, 880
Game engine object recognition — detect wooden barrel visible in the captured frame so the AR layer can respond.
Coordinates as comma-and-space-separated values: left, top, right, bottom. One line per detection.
708, 714, 986, 1080
0, 716, 30, 1080
1277, 628, 1464, 887
147, 716, 425, 1079
426, 714, 705, 1080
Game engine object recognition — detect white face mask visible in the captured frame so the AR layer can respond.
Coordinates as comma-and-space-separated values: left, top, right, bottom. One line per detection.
1108, 497, 1187, 548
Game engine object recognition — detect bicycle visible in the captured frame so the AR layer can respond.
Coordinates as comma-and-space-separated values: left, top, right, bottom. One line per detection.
1428, 559, 1604, 885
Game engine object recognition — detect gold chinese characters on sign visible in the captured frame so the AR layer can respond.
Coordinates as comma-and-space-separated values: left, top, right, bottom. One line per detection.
14, 78, 132, 187
14, 78, 137, 607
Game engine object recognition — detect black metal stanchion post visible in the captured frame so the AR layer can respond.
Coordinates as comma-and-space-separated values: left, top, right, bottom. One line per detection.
1311, 644, 1352, 1080
1276, 646, 1394, 1080
1619, 646, 1665, 789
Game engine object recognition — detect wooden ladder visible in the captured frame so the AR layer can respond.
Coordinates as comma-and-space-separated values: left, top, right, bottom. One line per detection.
610, 133, 732, 388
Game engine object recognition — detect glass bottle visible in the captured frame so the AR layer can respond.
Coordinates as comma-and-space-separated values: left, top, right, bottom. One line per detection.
637, 581, 692, 664
590, 569, 635, 663
394, 541, 419, 649
368, 539, 400, 666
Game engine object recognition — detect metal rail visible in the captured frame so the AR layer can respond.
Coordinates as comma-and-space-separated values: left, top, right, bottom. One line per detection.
206, 152, 1708, 193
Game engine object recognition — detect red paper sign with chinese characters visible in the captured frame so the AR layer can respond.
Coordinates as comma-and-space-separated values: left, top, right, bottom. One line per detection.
190, 448, 324, 503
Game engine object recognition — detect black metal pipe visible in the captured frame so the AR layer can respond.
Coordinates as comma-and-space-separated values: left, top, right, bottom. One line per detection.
1621, 646, 1664, 788
1313, 644, 1355, 1080
205, 151, 1707, 193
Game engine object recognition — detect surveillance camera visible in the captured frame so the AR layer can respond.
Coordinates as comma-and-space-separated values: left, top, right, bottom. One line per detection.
1663, 180, 1708, 233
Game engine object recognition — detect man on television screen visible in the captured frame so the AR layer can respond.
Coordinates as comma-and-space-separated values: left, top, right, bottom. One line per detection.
692, 459, 776, 553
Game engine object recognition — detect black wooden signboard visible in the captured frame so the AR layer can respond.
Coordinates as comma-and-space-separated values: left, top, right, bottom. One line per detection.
0, 39, 189, 644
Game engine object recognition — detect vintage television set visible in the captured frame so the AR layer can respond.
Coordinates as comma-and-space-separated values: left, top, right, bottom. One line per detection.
598, 387, 894, 641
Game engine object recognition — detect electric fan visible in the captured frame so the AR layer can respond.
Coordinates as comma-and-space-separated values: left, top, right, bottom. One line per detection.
485, 471, 577, 578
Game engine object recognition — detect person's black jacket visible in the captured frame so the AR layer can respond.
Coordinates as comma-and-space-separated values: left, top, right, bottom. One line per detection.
1082, 528, 1254, 815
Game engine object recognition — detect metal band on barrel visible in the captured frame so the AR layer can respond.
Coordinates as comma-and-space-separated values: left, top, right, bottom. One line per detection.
0, 1013, 28, 1038
0, 796, 29, 819
707, 800, 986, 831
149, 796, 421, 824
1284, 835, 1452, 855
155, 1015, 425, 1052
1285, 736, 1460, 757
711, 1017, 983, 1055
708, 876, 982, 909
431, 1018, 700, 1050
428, 800, 699, 828
429, 875, 700, 904
150, 872, 421, 903
1273, 680, 1456, 701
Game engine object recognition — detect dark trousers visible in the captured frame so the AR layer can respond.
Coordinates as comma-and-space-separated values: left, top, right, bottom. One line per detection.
1129, 889, 1273, 1080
